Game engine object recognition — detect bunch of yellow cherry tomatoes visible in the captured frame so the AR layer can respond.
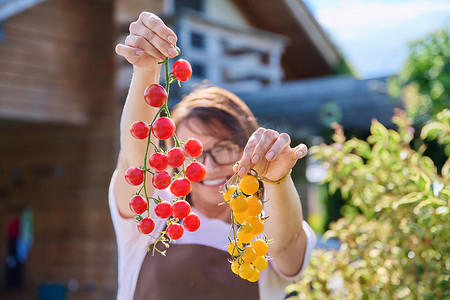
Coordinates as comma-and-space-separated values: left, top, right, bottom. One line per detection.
223, 173, 270, 282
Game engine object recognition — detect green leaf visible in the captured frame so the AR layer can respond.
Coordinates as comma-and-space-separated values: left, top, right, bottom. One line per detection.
394, 192, 424, 207
343, 139, 358, 153
420, 122, 446, 140
417, 172, 432, 194
355, 141, 372, 159
445, 144, 450, 157
329, 181, 339, 195
442, 157, 450, 177
370, 120, 388, 137
415, 198, 446, 210
419, 156, 436, 172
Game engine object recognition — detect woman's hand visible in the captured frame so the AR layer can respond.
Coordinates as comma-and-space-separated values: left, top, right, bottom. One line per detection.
115, 12, 178, 70
234, 128, 308, 182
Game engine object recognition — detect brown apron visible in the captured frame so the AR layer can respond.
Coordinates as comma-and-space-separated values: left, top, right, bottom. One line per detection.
133, 243, 260, 300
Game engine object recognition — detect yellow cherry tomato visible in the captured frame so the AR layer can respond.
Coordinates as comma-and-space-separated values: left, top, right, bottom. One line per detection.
241, 222, 252, 233
251, 239, 269, 256
252, 256, 268, 271
242, 246, 257, 264
240, 175, 259, 195
230, 194, 248, 213
246, 196, 263, 216
223, 184, 240, 202
223, 185, 239, 202
231, 260, 240, 275
248, 216, 264, 235
233, 211, 249, 224
227, 240, 243, 256
237, 228, 254, 244
239, 263, 257, 280
247, 269, 261, 282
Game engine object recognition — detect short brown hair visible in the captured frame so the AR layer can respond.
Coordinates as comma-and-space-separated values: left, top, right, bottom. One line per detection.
171, 86, 258, 147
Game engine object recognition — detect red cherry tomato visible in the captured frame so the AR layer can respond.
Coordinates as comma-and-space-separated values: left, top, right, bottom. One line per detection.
184, 138, 203, 157
170, 178, 191, 197
149, 152, 168, 171
152, 171, 172, 190
154, 201, 172, 218
152, 117, 175, 140
129, 195, 148, 215
185, 162, 206, 182
183, 213, 200, 232
125, 167, 144, 186
167, 147, 186, 168
130, 121, 150, 139
171, 200, 191, 219
137, 217, 155, 234
166, 223, 183, 240
144, 84, 168, 108
172, 59, 192, 82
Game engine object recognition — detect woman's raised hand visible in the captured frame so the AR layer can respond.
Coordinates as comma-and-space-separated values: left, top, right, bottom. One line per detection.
115, 12, 178, 69
234, 128, 308, 182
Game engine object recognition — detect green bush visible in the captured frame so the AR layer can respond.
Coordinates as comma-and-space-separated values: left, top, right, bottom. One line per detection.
388, 28, 450, 124
286, 109, 449, 299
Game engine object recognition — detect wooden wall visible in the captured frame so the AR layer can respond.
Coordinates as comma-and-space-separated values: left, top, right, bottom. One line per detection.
0, 0, 118, 299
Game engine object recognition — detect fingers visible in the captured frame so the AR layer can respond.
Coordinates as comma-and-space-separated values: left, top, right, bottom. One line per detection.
117, 12, 178, 62
234, 128, 264, 174
238, 128, 287, 177
124, 34, 166, 61
292, 144, 308, 159
235, 129, 307, 177
261, 132, 290, 162
115, 44, 145, 64
131, 16, 178, 58
139, 12, 177, 45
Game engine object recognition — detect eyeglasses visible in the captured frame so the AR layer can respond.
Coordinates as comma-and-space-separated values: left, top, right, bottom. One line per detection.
196, 144, 241, 166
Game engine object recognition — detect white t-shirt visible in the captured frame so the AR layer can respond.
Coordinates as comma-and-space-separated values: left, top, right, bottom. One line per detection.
108, 170, 316, 300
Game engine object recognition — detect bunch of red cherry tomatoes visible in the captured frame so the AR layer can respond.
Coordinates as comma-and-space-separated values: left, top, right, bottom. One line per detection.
124, 57, 207, 245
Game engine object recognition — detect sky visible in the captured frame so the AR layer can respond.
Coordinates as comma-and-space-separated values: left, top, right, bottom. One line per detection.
303, 0, 450, 79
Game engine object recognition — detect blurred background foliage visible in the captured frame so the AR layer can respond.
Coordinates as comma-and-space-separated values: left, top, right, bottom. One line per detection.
286, 28, 449, 299
389, 28, 450, 125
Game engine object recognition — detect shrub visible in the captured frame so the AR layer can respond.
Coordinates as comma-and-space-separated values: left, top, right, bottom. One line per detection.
286, 109, 449, 299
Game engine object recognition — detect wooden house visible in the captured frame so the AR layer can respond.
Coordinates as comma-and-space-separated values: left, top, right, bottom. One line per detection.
0, 0, 117, 299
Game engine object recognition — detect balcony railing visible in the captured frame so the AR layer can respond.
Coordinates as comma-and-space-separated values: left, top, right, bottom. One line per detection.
173, 12, 287, 94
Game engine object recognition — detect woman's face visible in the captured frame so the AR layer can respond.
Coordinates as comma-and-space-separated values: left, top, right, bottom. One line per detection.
176, 118, 242, 217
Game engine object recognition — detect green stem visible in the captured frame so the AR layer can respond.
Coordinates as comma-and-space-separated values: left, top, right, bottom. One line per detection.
142, 105, 166, 217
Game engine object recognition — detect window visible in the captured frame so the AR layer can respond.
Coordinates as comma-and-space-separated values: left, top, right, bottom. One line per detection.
191, 62, 206, 78
174, 0, 204, 13
191, 32, 205, 49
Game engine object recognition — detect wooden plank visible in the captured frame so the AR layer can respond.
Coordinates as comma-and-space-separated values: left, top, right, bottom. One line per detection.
0, 47, 90, 79
4, 18, 86, 43
0, 72, 83, 95
0, 97, 89, 124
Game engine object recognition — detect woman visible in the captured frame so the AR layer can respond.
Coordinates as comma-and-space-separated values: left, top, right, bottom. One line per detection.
110, 12, 316, 300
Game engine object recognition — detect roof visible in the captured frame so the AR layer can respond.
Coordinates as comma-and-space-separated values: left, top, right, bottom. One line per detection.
237, 76, 402, 139
231, 0, 341, 80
